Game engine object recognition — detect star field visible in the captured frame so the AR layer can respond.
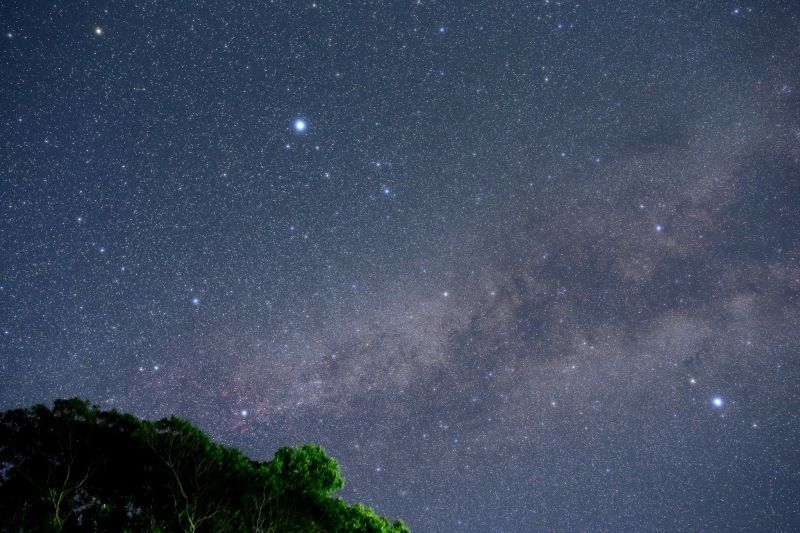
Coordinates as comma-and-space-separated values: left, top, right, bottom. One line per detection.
1, 1, 799, 531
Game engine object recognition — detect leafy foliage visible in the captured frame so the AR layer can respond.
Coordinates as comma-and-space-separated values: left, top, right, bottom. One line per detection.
0, 399, 409, 532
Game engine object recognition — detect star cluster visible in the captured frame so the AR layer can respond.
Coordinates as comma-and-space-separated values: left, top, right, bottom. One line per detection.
2, 1, 799, 531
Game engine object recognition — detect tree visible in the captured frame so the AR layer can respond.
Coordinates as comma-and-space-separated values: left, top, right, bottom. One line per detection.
0, 399, 409, 532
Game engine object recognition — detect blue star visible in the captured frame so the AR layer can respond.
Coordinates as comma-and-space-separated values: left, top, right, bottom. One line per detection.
192, 297, 201, 305
293, 118, 307, 133
711, 396, 724, 408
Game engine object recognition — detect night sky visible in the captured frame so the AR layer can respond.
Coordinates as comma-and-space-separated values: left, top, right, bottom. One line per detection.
2, 1, 800, 531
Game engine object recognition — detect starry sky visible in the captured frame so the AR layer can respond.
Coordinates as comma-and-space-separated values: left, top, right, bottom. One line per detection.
2, 1, 799, 531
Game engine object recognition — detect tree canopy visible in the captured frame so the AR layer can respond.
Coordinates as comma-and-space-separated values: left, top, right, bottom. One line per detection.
0, 398, 409, 532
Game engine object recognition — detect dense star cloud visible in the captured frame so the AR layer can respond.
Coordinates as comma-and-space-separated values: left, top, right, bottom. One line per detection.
1, 1, 799, 531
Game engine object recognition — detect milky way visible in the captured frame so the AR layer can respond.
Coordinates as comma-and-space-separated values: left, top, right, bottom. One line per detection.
2, 2, 799, 531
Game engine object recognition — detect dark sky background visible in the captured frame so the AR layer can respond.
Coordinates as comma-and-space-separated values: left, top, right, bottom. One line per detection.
2, 1, 799, 531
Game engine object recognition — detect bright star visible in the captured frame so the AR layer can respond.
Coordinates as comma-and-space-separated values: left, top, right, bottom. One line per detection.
192, 297, 200, 305
712, 396, 724, 408
655, 225, 663, 232
293, 118, 307, 132
94, 27, 104, 36
240, 409, 248, 417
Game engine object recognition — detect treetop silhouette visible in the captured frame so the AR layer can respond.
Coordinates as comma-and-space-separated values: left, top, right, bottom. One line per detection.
0, 398, 409, 532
